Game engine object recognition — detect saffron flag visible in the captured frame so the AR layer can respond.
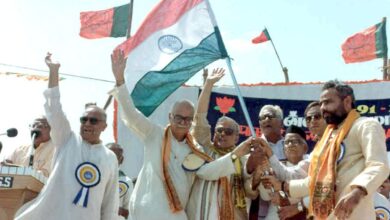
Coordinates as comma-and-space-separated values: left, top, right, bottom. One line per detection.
252, 28, 271, 44
80, 4, 129, 39
115, 0, 228, 116
341, 20, 388, 64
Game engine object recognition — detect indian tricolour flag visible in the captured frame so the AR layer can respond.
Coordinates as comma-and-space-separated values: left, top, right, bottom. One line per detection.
115, 0, 228, 116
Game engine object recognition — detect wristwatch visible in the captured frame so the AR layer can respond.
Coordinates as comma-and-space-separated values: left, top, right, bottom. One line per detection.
231, 153, 238, 162
297, 201, 303, 212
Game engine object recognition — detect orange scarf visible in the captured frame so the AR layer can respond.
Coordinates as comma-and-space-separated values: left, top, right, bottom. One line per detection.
307, 110, 360, 219
162, 125, 234, 220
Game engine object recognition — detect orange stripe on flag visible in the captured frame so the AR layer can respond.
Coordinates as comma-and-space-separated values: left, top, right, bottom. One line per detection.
115, 0, 203, 56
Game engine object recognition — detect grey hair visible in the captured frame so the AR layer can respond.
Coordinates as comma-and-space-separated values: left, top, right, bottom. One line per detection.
216, 116, 240, 133
322, 79, 355, 107
259, 105, 283, 120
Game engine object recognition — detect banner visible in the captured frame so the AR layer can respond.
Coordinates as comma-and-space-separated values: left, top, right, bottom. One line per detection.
207, 90, 390, 152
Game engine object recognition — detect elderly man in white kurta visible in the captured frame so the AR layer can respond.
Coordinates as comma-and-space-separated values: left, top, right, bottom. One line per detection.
282, 80, 389, 220
4, 117, 55, 177
187, 69, 250, 220
110, 50, 251, 220
15, 53, 119, 220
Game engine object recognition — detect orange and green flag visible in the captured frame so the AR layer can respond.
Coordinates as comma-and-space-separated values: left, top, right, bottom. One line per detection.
252, 28, 271, 44
341, 20, 387, 64
79, 4, 129, 39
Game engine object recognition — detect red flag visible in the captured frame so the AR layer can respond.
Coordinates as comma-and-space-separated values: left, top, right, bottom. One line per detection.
341, 20, 387, 64
80, 4, 129, 39
252, 28, 271, 44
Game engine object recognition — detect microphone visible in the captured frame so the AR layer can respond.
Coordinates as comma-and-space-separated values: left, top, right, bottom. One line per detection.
31, 130, 41, 138
29, 130, 40, 167
0, 128, 18, 137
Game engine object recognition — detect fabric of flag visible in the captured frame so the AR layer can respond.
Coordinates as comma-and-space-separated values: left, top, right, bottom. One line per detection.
341, 20, 388, 64
252, 28, 271, 44
115, 0, 228, 116
80, 4, 129, 39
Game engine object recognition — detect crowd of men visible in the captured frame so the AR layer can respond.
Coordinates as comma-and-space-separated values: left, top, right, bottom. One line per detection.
1, 50, 389, 220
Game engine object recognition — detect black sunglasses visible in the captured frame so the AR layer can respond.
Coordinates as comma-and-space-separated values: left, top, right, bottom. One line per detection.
215, 127, 235, 136
80, 116, 102, 125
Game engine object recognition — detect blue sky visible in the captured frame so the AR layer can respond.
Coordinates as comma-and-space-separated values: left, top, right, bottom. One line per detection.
0, 0, 389, 85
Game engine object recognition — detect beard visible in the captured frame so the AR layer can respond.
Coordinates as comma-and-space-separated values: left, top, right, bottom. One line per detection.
323, 111, 348, 125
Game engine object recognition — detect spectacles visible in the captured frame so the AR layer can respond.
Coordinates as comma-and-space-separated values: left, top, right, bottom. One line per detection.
259, 114, 277, 121
29, 122, 49, 129
305, 114, 322, 123
80, 116, 103, 125
172, 114, 193, 124
284, 139, 304, 147
215, 127, 235, 136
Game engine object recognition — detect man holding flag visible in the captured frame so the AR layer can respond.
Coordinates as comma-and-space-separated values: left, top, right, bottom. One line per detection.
110, 49, 253, 219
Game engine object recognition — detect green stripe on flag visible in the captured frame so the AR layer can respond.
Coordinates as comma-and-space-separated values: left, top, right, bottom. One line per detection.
131, 30, 228, 116
375, 20, 388, 58
264, 28, 271, 41
111, 4, 130, 37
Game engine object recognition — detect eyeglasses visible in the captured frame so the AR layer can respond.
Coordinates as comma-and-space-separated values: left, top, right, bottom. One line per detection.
284, 139, 304, 147
305, 114, 322, 123
80, 116, 103, 125
29, 122, 49, 129
172, 114, 193, 124
215, 127, 235, 136
259, 114, 277, 121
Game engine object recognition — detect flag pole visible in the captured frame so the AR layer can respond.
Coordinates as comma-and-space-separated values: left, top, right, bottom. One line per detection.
225, 58, 256, 137
104, 0, 134, 110
268, 31, 289, 83
382, 17, 388, 80
203, 0, 256, 137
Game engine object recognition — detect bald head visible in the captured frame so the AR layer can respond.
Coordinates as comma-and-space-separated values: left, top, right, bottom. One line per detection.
170, 100, 195, 115
85, 106, 107, 122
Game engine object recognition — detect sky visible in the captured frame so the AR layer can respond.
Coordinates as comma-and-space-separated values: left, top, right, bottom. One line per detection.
0, 0, 389, 158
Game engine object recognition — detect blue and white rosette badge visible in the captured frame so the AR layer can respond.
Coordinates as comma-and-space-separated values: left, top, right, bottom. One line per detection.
73, 162, 101, 207
119, 180, 129, 198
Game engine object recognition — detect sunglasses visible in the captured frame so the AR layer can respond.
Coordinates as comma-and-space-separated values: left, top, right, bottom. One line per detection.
305, 114, 322, 123
80, 116, 103, 125
215, 127, 235, 136
259, 114, 277, 121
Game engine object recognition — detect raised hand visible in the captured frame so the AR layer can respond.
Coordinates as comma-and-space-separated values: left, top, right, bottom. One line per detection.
45, 52, 60, 88
45, 52, 60, 72
111, 49, 127, 86
205, 68, 225, 86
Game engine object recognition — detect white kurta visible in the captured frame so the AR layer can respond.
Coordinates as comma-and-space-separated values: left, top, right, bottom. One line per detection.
119, 170, 133, 218
374, 192, 390, 220
187, 112, 246, 220
15, 87, 119, 220
5, 140, 55, 177
111, 85, 235, 220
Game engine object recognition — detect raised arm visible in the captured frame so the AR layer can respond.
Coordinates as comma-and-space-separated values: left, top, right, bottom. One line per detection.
192, 68, 225, 147
43, 53, 72, 148
109, 50, 155, 140
196, 68, 225, 114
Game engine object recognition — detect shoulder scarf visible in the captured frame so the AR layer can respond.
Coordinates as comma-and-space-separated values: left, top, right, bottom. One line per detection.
308, 109, 360, 219
162, 125, 234, 220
